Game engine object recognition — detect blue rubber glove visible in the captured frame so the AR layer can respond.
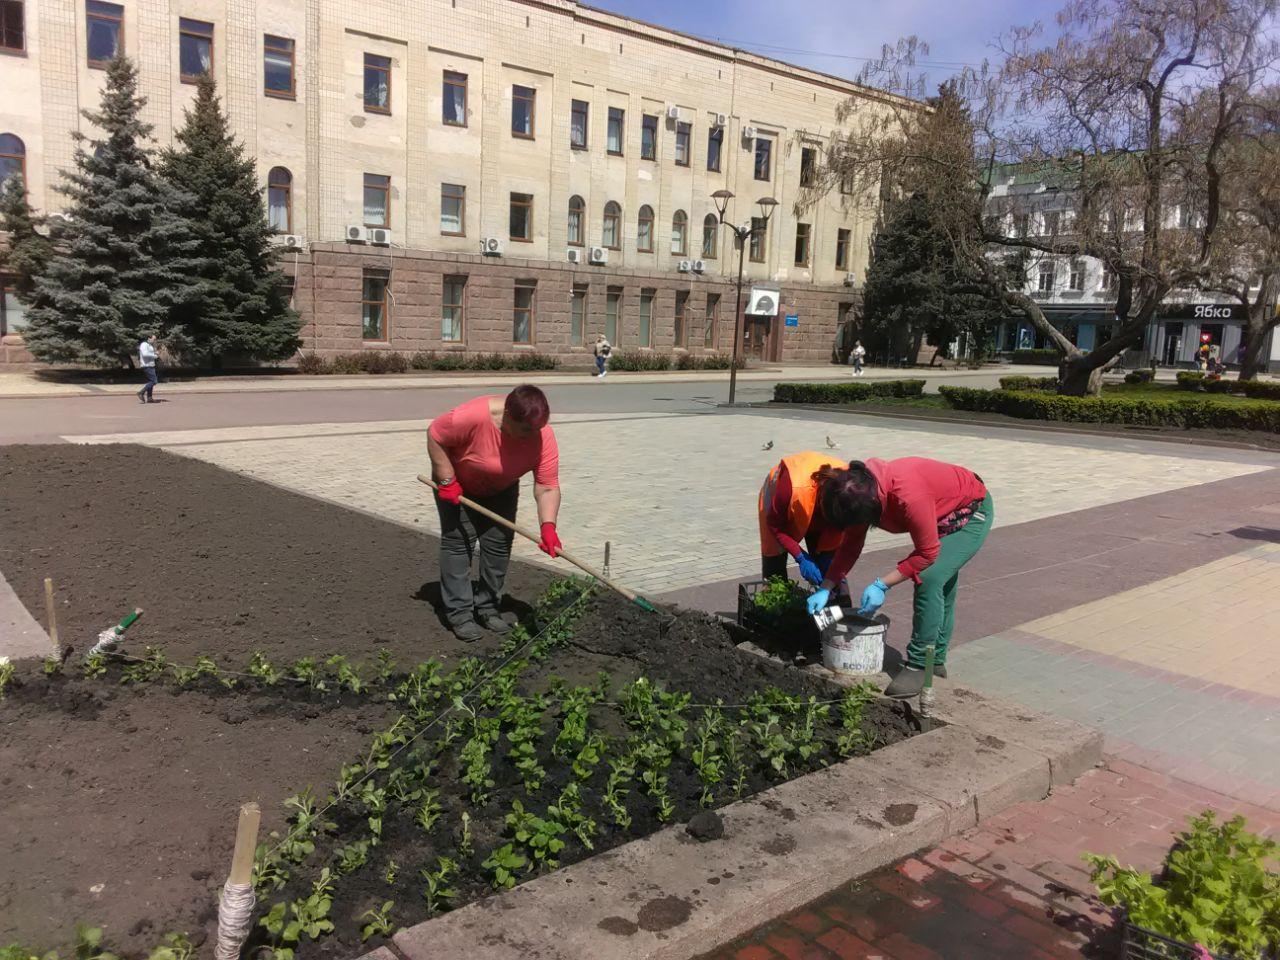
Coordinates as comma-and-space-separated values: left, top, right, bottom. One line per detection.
858, 578, 889, 616
806, 588, 831, 615
796, 552, 823, 585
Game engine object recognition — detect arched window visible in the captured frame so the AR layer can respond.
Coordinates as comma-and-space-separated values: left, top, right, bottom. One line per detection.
567, 194, 584, 246
702, 213, 718, 259
602, 200, 621, 250
0, 134, 26, 187
637, 204, 654, 253
671, 209, 688, 256
267, 166, 292, 233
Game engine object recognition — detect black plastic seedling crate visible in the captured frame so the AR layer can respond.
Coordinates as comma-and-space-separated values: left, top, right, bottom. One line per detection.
736, 579, 818, 644
1120, 921, 1254, 960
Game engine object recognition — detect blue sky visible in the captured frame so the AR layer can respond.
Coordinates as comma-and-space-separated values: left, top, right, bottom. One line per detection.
587, 0, 1063, 94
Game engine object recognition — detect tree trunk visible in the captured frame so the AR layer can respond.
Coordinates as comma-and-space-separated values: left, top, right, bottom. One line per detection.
1059, 353, 1104, 396
1238, 315, 1275, 381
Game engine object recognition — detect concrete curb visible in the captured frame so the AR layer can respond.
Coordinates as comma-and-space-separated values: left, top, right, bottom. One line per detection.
374, 684, 1102, 960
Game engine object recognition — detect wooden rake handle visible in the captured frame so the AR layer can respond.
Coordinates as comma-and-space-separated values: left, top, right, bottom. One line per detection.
416, 475, 640, 604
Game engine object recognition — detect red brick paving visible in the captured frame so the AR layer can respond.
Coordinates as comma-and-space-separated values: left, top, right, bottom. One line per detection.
697, 756, 1280, 960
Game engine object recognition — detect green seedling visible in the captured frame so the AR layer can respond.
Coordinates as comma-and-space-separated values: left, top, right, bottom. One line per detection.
252, 843, 290, 894
120, 646, 167, 684
641, 769, 676, 822
572, 732, 608, 781
324, 654, 366, 694
277, 787, 335, 863
335, 762, 363, 802
359, 782, 387, 841
358, 900, 395, 941
692, 709, 725, 807
415, 789, 443, 835
0, 657, 14, 699
723, 723, 748, 799
549, 782, 597, 850
144, 933, 193, 960
747, 713, 794, 777
248, 651, 282, 686
290, 656, 326, 691
552, 685, 598, 757
835, 683, 877, 758
603, 755, 634, 829
786, 695, 830, 768
505, 799, 567, 873
333, 840, 370, 875
82, 652, 108, 679
482, 843, 526, 890
458, 811, 474, 858
506, 698, 547, 792
421, 857, 458, 915
383, 859, 398, 885
259, 867, 335, 959
384, 766, 423, 805
460, 717, 499, 805
171, 655, 219, 688
375, 649, 396, 683
43, 656, 63, 677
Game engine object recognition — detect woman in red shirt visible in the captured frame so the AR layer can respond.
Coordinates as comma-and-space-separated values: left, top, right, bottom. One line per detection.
427, 385, 562, 642
805, 458, 994, 698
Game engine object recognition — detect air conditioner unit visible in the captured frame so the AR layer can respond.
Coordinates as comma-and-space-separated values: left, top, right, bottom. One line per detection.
273, 234, 305, 250
481, 237, 503, 256
677, 260, 692, 273
567, 248, 582, 264
742, 126, 757, 141
368, 228, 391, 246
666, 105, 681, 121
588, 245, 608, 265
345, 225, 368, 243
843, 272, 857, 287
692, 259, 706, 273
713, 112, 728, 128
745, 286, 779, 317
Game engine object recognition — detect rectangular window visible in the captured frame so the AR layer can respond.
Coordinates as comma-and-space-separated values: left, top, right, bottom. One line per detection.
674, 290, 689, 348
1041, 210, 1060, 236
363, 173, 390, 227
800, 147, 816, 187
606, 287, 620, 343
440, 183, 465, 236
570, 284, 586, 346
570, 99, 589, 149
1037, 262, 1056, 293
641, 114, 657, 160
513, 282, 535, 344
512, 85, 535, 138
86, 1, 123, 67
835, 228, 850, 270
706, 126, 722, 172
364, 53, 391, 113
442, 276, 465, 342
607, 107, 624, 155
754, 137, 772, 181
0, 0, 23, 52
509, 192, 533, 241
442, 71, 467, 126
794, 223, 811, 267
1101, 267, 1117, 291
179, 18, 214, 82
639, 289, 654, 348
1, 280, 27, 335
1068, 261, 1084, 291
362, 271, 389, 340
674, 122, 691, 166
263, 35, 295, 97
704, 293, 719, 348
749, 216, 766, 262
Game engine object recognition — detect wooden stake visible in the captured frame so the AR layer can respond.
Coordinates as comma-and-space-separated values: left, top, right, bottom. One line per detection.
43, 578, 58, 647
228, 802, 261, 886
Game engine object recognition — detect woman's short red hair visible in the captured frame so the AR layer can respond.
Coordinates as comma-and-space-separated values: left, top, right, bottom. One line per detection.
504, 384, 551, 430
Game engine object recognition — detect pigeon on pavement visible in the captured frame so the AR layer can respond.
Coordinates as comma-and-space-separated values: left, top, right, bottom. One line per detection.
825, 435, 839, 449
761, 440, 774, 451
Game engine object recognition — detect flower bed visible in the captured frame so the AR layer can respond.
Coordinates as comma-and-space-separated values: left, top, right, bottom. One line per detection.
772, 379, 927, 404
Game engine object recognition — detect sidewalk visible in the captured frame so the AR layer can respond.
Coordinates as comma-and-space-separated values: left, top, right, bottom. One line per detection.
0, 363, 1030, 400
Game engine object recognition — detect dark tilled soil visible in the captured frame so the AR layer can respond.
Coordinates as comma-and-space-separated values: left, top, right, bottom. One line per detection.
0, 445, 914, 958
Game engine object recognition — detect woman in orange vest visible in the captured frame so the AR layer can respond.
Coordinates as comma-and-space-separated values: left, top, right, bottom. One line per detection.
759, 451, 847, 586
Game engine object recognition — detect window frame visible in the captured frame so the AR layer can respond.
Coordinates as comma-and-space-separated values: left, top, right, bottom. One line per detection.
640, 114, 657, 161
179, 17, 214, 84
441, 275, 466, 343
800, 146, 816, 187
749, 216, 766, 262
704, 293, 719, 348
509, 192, 534, 242
753, 137, 772, 182
835, 228, 850, 270
794, 222, 811, 267
570, 283, 587, 346
263, 34, 296, 99
607, 107, 624, 155
361, 270, 390, 342
674, 122, 691, 167
636, 205, 654, 253
86, 1, 124, 69
706, 125, 722, 172
363, 53, 392, 114
513, 281, 536, 344
605, 287, 621, 344
442, 70, 468, 126
673, 289, 689, 349
511, 84, 536, 139
1068, 259, 1085, 292
670, 210, 688, 256
1037, 261, 1056, 293
0, 0, 24, 53
363, 173, 390, 228
638, 289, 654, 348
702, 213, 718, 259
0, 133, 26, 187
567, 195, 585, 247
602, 201, 622, 251
267, 166, 292, 233
570, 98, 589, 150
440, 182, 466, 237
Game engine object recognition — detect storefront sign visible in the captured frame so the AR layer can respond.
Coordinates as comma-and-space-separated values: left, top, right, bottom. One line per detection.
784, 314, 799, 327
1161, 303, 1247, 321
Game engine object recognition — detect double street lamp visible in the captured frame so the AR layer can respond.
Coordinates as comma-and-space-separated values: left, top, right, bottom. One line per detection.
711, 190, 778, 405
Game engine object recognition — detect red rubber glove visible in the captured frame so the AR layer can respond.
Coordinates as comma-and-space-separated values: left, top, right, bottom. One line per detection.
539, 522, 562, 558
437, 478, 463, 505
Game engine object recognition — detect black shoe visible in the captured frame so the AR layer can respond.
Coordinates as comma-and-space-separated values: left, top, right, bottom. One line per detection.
137, 391, 146, 404
450, 619, 485, 643
933, 664, 947, 679
884, 666, 926, 699
475, 610, 517, 634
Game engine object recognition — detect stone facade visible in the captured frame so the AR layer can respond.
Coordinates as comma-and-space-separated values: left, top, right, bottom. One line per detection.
0, 0, 903, 364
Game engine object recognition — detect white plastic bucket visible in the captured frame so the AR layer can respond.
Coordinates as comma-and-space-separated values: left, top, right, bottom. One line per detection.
821, 611, 887, 676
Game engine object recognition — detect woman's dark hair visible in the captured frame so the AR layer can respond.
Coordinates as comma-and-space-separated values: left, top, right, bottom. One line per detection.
504, 384, 551, 430
816, 462, 881, 529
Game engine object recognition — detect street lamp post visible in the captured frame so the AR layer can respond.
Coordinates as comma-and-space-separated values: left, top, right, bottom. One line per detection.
711, 190, 777, 406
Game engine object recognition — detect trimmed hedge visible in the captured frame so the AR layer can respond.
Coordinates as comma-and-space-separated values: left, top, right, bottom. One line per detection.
1011, 349, 1060, 365
1175, 370, 1280, 400
939, 385, 1280, 433
674, 353, 736, 370
1124, 369, 1155, 384
773, 379, 927, 404
999, 375, 1059, 392
1239, 379, 1280, 401
295, 350, 560, 374
608, 350, 672, 371
1176, 371, 1205, 391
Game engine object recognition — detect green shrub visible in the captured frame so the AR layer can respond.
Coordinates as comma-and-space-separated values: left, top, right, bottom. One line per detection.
360, 351, 409, 374
1238, 379, 1280, 401
1010, 348, 1060, 365
328, 353, 363, 374
999, 375, 1059, 392
467, 352, 509, 371
1124, 369, 1154, 384
512, 351, 558, 371
409, 351, 436, 370
609, 350, 672, 371
674, 353, 734, 370
773, 379, 926, 404
409, 351, 468, 371
295, 353, 331, 375
1203, 377, 1232, 394
1176, 371, 1206, 391
938, 385, 1280, 432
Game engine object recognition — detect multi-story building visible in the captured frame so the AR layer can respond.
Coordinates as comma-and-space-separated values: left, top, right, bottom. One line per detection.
984, 165, 1280, 371
0, 0, 907, 367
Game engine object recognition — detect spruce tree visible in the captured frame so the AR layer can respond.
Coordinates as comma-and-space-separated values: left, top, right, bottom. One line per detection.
0, 175, 53, 302
22, 56, 205, 367
159, 74, 301, 367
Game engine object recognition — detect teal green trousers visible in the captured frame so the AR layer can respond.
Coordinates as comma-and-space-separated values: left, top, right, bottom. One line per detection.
906, 492, 994, 669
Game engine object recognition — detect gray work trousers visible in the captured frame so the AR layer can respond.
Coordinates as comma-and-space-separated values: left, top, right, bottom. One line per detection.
434, 484, 519, 626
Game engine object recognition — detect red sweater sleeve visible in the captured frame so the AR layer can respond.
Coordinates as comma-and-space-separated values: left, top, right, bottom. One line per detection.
895, 492, 941, 582
765, 466, 802, 558
825, 524, 868, 585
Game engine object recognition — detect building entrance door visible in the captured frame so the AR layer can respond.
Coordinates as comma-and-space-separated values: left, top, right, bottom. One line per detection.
1161, 322, 1183, 366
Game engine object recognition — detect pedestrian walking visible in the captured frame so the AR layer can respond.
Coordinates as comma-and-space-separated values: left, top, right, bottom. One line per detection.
136, 334, 159, 403
850, 340, 866, 377
593, 334, 612, 378
426, 385, 563, 643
